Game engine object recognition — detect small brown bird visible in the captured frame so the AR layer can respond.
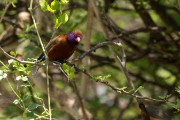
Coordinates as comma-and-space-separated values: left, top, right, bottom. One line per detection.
38, 30, 82, 62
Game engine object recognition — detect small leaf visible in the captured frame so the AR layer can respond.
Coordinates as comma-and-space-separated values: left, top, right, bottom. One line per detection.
28, 103, 40, 110
47, 5, 56, 13
10, 51, 17, 57
167, 101, 179, 110
26, 111, 35, 118
69, 66, 75, 80
159, 94, 171, 100
51, 0, 60, 10
175, 86, 180, 94
10, 0, 16, 7
62, 63, 69, 74
128, 89, 134, 93
94, 74, 111, 81
61, 0, 69, 4
104, 74, 111, 79
134, 86, 144, 94
61, 13, 68, 24
120, 87, 127, 90
23, 94, 32, 101
54, 17, 61, 28
39, 0, 48, 10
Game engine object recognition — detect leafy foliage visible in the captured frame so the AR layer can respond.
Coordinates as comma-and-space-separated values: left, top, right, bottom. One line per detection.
39, 0, 68, 28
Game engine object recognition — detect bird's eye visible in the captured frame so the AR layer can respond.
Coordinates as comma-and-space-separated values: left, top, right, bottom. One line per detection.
76, 35, 81, 39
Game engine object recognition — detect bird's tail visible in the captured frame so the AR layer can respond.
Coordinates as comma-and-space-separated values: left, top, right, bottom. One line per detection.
37, 53, 45, 62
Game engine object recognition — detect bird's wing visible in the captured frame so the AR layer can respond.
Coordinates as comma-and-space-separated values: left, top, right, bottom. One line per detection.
45, 35, 65, 52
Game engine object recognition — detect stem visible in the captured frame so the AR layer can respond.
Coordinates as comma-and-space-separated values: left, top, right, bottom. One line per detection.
6, 78, 25, 109
28, 1, 51, 119
0, 60, 9, 69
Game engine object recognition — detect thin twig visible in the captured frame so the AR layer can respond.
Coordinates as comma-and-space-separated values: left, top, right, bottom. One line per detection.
52, 61, 70, 81
73, 41, 117, 62
0, 47, 36, 65
28, 1, 51, 119
0, 2, 11, 23
71, 81, 89, 120
66, 62, 165, 103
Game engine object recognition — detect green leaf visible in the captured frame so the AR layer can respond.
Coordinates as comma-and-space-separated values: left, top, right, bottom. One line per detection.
175, 86, 180, 94
62, 63, 69, 74
26, 111, 35, 118
51, 0, 60, 10
47, 5, 56, 13
94, 74, 111, 81
159, 94, 171, 100
13, 63, 26, 72
117, 87, 127, 93
167, 101, 177, 109
39, 0, 55, 13
53, 15, 61, 28
23, 94, 32, 101
39, 0, 48, 10
61, 13, 68, 24
28, 103, 40, 110
167, 101, 180, 111
25, 24, 35, 32
53, 12, 68, 28
61, 0, 69, 4
10, 0, 16, 7
120, 87, 127, 90
69, 66, 75, 80
128, 89, 134, 94
134, 86, 144, 94
10, 51, 17, 57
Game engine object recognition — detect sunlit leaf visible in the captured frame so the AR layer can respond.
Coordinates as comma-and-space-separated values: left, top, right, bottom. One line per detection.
39, 0, 48, 10
61, 12, 68, 24
167, 100, 180, 112
94, 74, 111, 81
61, 0, 69, 4
10, 0, 16, 7
134, 86, 144, 94
28, 103, 40, 110
175, 86, 180, 94
69, 66, 75, 80
47, 5, 55, 13
159, 94, 171, 100
51, 0, 60, 10
62, 63, 69, 74
10, 51, 17, 57
120, 87, 127, 90
53, 15, 61, 28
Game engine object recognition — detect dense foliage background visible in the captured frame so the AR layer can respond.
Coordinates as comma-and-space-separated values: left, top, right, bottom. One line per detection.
0, 0, 180, 120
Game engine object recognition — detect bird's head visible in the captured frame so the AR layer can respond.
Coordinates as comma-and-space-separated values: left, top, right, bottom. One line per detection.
67, 30, 83, 44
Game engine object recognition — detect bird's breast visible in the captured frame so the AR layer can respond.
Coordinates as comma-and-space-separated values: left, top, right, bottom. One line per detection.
47, 42, 77, 62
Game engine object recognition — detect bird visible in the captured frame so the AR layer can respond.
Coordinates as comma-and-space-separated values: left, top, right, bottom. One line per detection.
37, 30, 82, 62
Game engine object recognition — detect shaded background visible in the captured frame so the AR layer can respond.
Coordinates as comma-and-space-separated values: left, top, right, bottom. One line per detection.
0, 0, 180, 120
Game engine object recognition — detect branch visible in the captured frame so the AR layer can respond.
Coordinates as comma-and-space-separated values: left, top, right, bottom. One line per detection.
0, 2, 11, 23
66, 62, 165, 103
71, 81, 89, 120
0, 46, 36, 65
73, 41, 117, 62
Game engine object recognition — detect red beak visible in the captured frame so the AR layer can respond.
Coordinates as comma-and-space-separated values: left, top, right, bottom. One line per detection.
75, 37, 81, 42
